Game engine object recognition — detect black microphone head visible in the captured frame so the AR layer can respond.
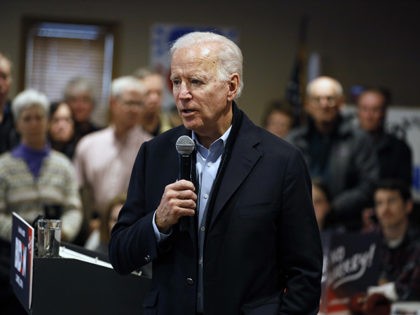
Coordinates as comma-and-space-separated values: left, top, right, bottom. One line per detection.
176, 135, 195, 155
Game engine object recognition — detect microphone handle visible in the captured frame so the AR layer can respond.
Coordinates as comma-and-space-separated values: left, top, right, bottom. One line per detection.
179, 154, 192, 181
179, 153, 194, 231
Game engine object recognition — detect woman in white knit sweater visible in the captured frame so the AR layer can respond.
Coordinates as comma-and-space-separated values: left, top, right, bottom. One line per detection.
0, 89, 82, 242
0, 89, 83, 314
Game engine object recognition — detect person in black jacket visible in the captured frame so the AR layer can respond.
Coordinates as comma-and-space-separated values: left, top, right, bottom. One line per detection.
287, 76, 379, 231
356, 87, 412, 185
109, 31, 322, 315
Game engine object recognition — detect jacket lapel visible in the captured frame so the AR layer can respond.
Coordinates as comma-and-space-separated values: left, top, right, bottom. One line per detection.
208, 120, 262, 229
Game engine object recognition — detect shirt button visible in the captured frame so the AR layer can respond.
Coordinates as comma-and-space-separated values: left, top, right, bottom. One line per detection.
200, 226, 205, 232
144, 254, 151, 262
203, 194, 208, 199
186, 277, 194, 285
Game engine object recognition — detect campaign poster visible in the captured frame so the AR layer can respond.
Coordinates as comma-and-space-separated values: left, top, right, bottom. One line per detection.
10, 212, 34, 312
321, 232, 382, 315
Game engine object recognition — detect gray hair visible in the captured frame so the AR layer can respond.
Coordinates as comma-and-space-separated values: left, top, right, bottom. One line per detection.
64, 77, 95, 103
111, 76, 145, 99
12, 89, 49, 122
170, 31, 244, 98
132, 66, 161, 80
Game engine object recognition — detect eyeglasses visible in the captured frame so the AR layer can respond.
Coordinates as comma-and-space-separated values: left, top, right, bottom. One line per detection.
309, 96, 338, 106
119, 99, 144, 107
310, 96, 337, 106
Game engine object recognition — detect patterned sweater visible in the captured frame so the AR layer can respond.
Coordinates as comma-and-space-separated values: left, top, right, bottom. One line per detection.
0, 150, 82, 241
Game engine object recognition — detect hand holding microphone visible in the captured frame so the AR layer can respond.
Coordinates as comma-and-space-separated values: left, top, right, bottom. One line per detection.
155, 136, 197, 232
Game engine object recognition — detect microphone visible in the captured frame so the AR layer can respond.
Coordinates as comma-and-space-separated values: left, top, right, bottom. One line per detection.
175, 135, 195, 181
175, 136, 196, 231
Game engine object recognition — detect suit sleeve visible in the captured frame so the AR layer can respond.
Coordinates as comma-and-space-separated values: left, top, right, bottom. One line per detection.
278, 149, 323, 314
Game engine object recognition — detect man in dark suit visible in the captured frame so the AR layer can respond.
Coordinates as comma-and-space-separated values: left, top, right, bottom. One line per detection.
109, 31, 322, 315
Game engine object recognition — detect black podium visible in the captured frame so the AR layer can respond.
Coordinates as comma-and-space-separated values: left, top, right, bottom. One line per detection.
29, 257, 151, 315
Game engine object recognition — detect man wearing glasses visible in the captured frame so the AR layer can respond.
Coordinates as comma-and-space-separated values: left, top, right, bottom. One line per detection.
73, 76, 152, 245
287, 76, 379, 231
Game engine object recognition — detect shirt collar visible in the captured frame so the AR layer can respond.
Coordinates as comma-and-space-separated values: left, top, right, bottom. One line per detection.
192, 126, 232, 160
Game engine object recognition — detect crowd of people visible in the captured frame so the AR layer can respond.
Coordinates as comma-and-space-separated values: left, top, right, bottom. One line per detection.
0, 29, 419, 314
263, 76, 420, 312
0, 52, 181, 314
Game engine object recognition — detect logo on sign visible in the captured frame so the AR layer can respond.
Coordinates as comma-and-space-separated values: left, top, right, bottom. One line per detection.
14, 236, 27, 283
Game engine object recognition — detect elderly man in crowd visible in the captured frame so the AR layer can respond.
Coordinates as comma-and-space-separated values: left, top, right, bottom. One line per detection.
356, 87, 412, 185
73, 76, 152, 244
287, 76, 379, 230
133, 67, 173, 136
